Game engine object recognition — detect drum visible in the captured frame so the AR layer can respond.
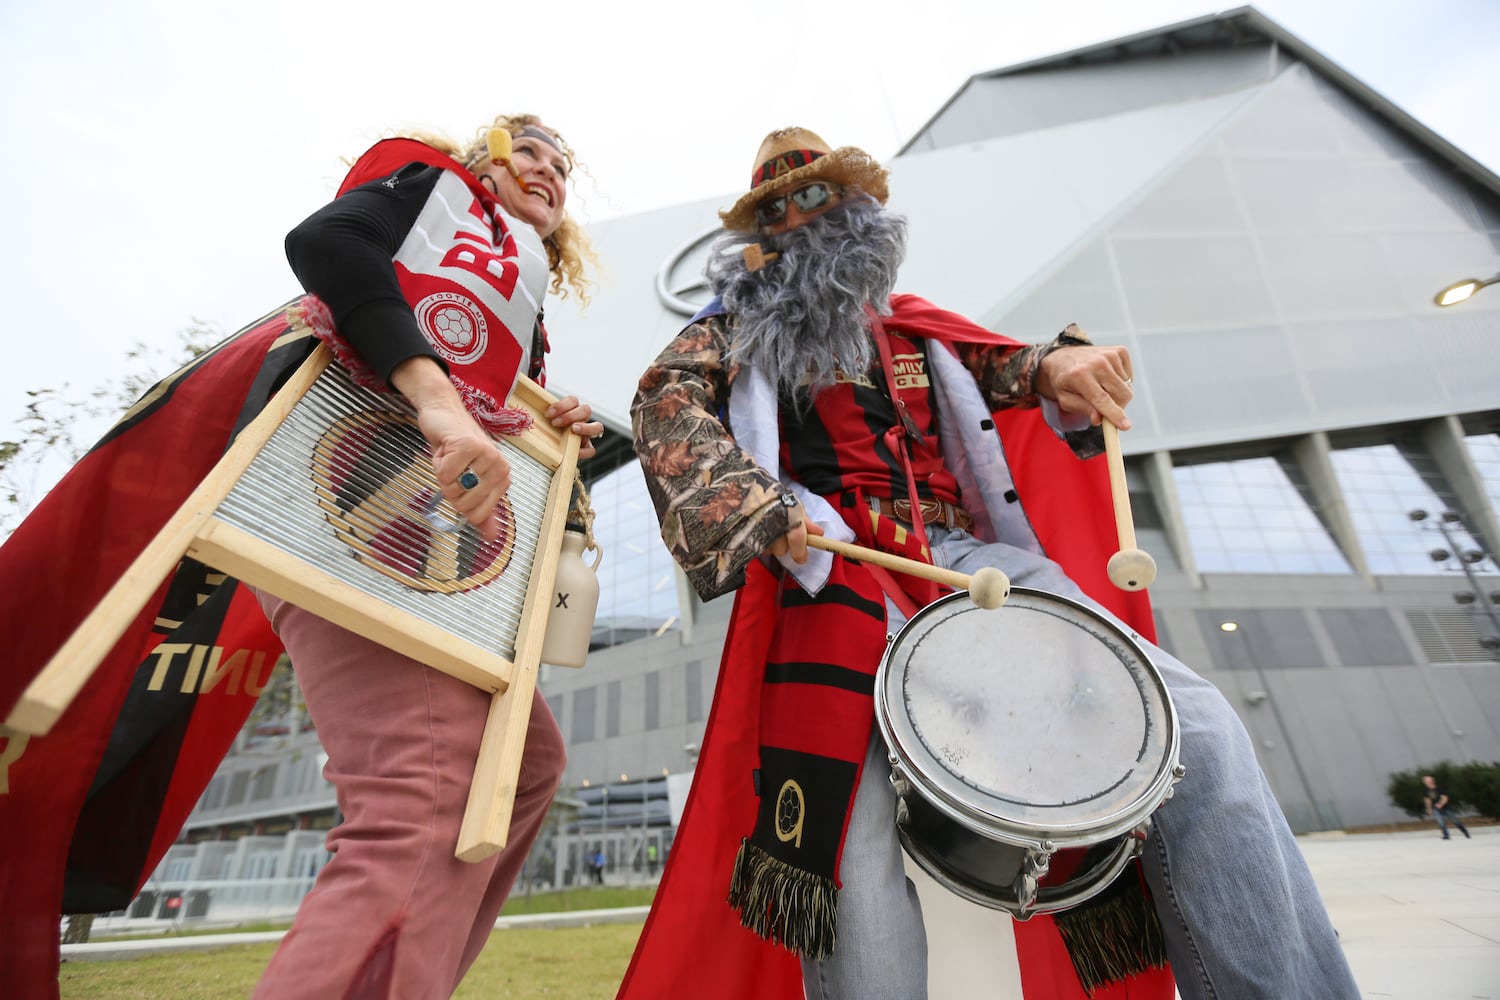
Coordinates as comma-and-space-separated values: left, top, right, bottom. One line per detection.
876, 587, 1183, 919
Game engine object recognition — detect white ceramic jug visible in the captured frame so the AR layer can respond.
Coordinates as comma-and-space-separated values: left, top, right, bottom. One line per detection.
540, 525, 601, 667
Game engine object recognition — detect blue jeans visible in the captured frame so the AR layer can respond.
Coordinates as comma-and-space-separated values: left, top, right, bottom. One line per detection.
1433, 807, 1469, 838
800, 528, 1360, 1000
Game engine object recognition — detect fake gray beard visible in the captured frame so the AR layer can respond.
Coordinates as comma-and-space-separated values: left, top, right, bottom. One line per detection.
708, 199, 908, 398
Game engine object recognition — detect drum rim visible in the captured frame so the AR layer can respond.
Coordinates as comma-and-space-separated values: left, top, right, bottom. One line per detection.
876, 587, 1182, 848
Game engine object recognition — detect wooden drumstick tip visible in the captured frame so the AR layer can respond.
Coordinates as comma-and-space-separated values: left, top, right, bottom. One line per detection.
968, 566, 1010, 610
1107, 549, 1157, 591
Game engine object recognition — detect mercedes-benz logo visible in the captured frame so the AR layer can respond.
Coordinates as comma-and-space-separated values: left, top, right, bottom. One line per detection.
655, 225, 720, 316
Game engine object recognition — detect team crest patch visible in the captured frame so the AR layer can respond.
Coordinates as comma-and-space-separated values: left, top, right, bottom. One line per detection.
416, 292, 489, 366
774, 779, 806, 848
309, 411, 515, 592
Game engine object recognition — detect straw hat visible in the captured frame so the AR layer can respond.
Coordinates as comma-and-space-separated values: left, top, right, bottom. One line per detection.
719, 127, 889, 231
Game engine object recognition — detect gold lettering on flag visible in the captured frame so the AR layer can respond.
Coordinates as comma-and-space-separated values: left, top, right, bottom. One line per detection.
147, 644, 277, 697
199, 648, 272, 697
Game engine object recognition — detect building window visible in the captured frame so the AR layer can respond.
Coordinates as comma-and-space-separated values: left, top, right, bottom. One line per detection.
1329, 443, 1491, 574
606, 680, 621, 739
1196, 609, 1323, 670
1173, 456, 1348, 573
1466, 432, 1500, 518
685, 661, 704, 724
1319, 609, 1412, 666
572, 686, 596, 744
645, 672, 660, 731
585, 462, 682, 649
226, 770, 250, 807
250, 765, 278, 802
201, 776, 225, 811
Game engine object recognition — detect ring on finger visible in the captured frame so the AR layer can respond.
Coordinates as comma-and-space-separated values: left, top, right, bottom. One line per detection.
459, 469, 480, 490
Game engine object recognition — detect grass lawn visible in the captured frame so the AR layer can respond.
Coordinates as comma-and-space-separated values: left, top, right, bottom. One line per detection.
62, 887, 654, 999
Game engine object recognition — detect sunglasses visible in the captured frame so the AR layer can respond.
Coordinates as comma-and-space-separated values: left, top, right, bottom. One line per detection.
754, 181, 843, 227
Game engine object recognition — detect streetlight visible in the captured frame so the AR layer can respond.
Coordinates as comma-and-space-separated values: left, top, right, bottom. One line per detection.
1409, 508, 1500, 656
1433, 271, 1500, 307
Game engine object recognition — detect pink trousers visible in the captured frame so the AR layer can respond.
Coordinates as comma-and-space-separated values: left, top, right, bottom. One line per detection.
250, 591, 566, 1000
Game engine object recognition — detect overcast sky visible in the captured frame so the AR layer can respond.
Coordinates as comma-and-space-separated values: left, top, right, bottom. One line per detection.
2, 0, 1497, 498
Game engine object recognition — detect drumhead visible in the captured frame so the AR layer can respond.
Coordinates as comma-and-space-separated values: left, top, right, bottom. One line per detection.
877, 587, 1178, 848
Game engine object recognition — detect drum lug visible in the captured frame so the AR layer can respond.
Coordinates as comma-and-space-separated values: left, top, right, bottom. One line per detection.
1162, 763, 1187, 802
888, 763, 914, 827
1012, 848, 1051, 919
1127, 820, 1152, 858
888, 762, 913, 800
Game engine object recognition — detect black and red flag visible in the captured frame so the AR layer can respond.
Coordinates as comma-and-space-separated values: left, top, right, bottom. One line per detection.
0, 301, 316, 998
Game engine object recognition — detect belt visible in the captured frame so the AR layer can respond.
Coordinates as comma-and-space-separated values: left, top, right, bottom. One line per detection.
869, 496, 973, 533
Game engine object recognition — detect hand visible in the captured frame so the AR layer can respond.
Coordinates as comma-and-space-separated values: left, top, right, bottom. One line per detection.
391, 357, 512, 541
1035, 329, 1134, 430
767, 511, 825, 565
547, 395, 604, 460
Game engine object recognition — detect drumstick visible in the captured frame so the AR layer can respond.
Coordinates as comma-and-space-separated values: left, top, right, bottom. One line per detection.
486, 129, 532, 194
1102, 419, 1157, 591
806, 535, 1009, 610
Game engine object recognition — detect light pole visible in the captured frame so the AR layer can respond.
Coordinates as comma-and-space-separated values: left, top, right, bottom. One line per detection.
1433, 271, 1500, 307
1409, 509, 1500, 657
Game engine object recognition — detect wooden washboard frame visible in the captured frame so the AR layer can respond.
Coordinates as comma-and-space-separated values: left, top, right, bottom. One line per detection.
5, 341, 582, 862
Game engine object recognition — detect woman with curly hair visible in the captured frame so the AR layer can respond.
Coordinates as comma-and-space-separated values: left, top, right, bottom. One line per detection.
251, 113, 602, 999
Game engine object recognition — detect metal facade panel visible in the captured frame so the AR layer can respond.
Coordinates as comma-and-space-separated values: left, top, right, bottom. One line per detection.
917, 45, 1276, 149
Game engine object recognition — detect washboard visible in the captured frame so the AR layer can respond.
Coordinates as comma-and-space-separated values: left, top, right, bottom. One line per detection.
7, 335, 581, 862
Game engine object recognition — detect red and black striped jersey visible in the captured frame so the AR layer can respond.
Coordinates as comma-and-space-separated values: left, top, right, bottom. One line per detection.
778, 332, 960, 504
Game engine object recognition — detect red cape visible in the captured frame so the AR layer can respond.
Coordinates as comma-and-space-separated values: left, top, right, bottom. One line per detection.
615, 296, 1168, 999
0, 303, 315, 998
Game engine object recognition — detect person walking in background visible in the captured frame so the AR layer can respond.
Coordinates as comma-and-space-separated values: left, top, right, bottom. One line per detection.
1423, 775, 1471, 839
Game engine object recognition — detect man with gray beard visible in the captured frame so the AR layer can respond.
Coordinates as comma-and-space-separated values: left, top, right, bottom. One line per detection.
624, 128, 1359, 1000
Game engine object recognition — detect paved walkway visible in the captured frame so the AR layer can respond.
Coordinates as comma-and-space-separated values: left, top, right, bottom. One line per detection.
1303, 826, 1498, 1000
63, 827, 1499, 999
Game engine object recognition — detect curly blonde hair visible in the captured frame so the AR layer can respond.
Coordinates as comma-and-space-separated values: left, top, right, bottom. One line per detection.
402, 113, 598, 306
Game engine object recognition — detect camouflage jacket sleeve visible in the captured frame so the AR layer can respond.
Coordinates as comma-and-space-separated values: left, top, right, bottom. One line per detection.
631, 315, 797, 601
957, 326, 1106, 460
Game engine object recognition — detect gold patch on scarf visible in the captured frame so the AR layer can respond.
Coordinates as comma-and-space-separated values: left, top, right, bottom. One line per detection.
774, 779, 806, 848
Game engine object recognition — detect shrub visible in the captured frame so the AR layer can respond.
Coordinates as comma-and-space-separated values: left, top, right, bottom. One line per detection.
1455, 760, 1500, 818
1388, 760, 1500, 819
